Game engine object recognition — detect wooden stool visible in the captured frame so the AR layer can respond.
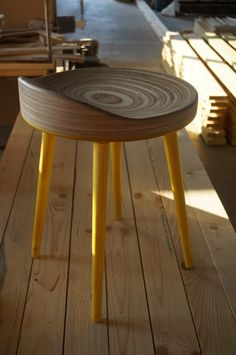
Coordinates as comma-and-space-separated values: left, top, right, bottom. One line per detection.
18, 68, 198, 322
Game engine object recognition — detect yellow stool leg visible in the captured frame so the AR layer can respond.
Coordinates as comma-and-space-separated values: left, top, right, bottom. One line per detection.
92, 142, 109, 322
164, 132, 193, 269
111, 142, 122, 220
32, 132, 55, 258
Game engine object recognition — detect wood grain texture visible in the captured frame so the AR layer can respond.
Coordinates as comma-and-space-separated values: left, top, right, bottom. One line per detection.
178, 129, 236, 319
0, 131, 41, 355
106, 144, 155, 355
64, 141, 109, 355
0, 114, 33, 245
185, 33, 236, 99
1, 111, 236, 354
148, 133, 236, 355
17, 137, 76, 355
0, 62, 54, 77
18, 68, 198, 142
205, 33, 236, 70
125, 139, 200, 355
165, 32, 227, 98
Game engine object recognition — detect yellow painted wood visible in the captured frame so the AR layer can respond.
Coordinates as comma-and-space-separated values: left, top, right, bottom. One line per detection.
92, 142, 109, 322
32, 132, 55, 257
64, 141, 109, 354
164, 132, 192, 269
110, 142, 122, 220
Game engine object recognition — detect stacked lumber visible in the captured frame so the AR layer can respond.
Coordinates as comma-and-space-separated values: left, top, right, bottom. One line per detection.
184, 32, 236, 145
0, 28, 99, 76
176, 2, 236, 16
162, 32, 228, 145
0, 29, 54, 76
194, 17, 236, 35
221, 33, 236, 51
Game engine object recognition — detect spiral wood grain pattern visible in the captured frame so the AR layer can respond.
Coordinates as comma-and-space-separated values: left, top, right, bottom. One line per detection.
18, 68, 198, 142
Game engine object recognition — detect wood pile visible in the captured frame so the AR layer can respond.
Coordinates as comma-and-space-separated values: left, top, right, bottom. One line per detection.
162, 17, 236, 145
176, 1, 236, 16
0, 29, 55, 76
0, 28, 99, 76
162, 32, 228, 145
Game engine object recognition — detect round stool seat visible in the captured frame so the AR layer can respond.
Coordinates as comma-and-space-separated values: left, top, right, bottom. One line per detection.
18, 68, 197, 142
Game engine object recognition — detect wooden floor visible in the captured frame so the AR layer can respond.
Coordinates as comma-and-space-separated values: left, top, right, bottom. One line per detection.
1, 116, 236, 355
1, 1, 236, 354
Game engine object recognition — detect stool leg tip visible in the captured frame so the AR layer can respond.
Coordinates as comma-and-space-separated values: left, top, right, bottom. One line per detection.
182, 261, 194, 270
32, 248, 39, 258
92, 311, 102, 323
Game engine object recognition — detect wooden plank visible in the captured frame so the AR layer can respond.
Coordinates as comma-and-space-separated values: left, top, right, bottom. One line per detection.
0, 62, 54, 70
0, 47, 48, 57
0, 44, 90, 57
17, 137, 76, 355
125, 140, 200, 354
178, 129, 236, 317
0, 69, 53, 77
163, 32, 232, 144
0, 131, 41, 354
176, 3, 236, 16
0, 114, 33, 245
220, 33, 236, 50
203, 33, 236, 70
185, 33, 236, 97
166, 32, 227, 98
0, 30, 39, 39
106, 143, 155, 354
64, 141, 109, 355
148, 132, 236, 354
194, 17, 236, 36
0, 61, 54, 77
184, 33, 236, 143
0, 55, 52, 62
163, 32, 229, 143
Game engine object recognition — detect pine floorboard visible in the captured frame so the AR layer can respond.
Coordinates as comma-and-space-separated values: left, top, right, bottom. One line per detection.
1, 1, 236, 354
1, 115, 236, 354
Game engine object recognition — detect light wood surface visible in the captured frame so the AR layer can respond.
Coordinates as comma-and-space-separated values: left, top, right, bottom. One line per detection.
185, 33, 236, 99
18, 136, 76, 355
0, 62, 54, 77
125, 139, 200, 354
64, 141, 109, 354
1, 120, 236, 353
106, 144, 155, 354
1, 0, 236, 352
148, 133, 236, 354
204, 33, 236, 70
0, 114, 33, 244
0, 130, 40, 355
162, 32, 228, 145
18, 68, 198, 142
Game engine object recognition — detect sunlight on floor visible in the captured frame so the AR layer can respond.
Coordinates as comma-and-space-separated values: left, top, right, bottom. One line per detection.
152, 189, 228, 219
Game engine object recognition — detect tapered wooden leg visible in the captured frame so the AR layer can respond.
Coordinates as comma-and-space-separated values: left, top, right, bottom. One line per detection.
111, 142, 122, 220
92, 142, 109, 322
164, 132, 193, 269
32, 132, 55, 258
